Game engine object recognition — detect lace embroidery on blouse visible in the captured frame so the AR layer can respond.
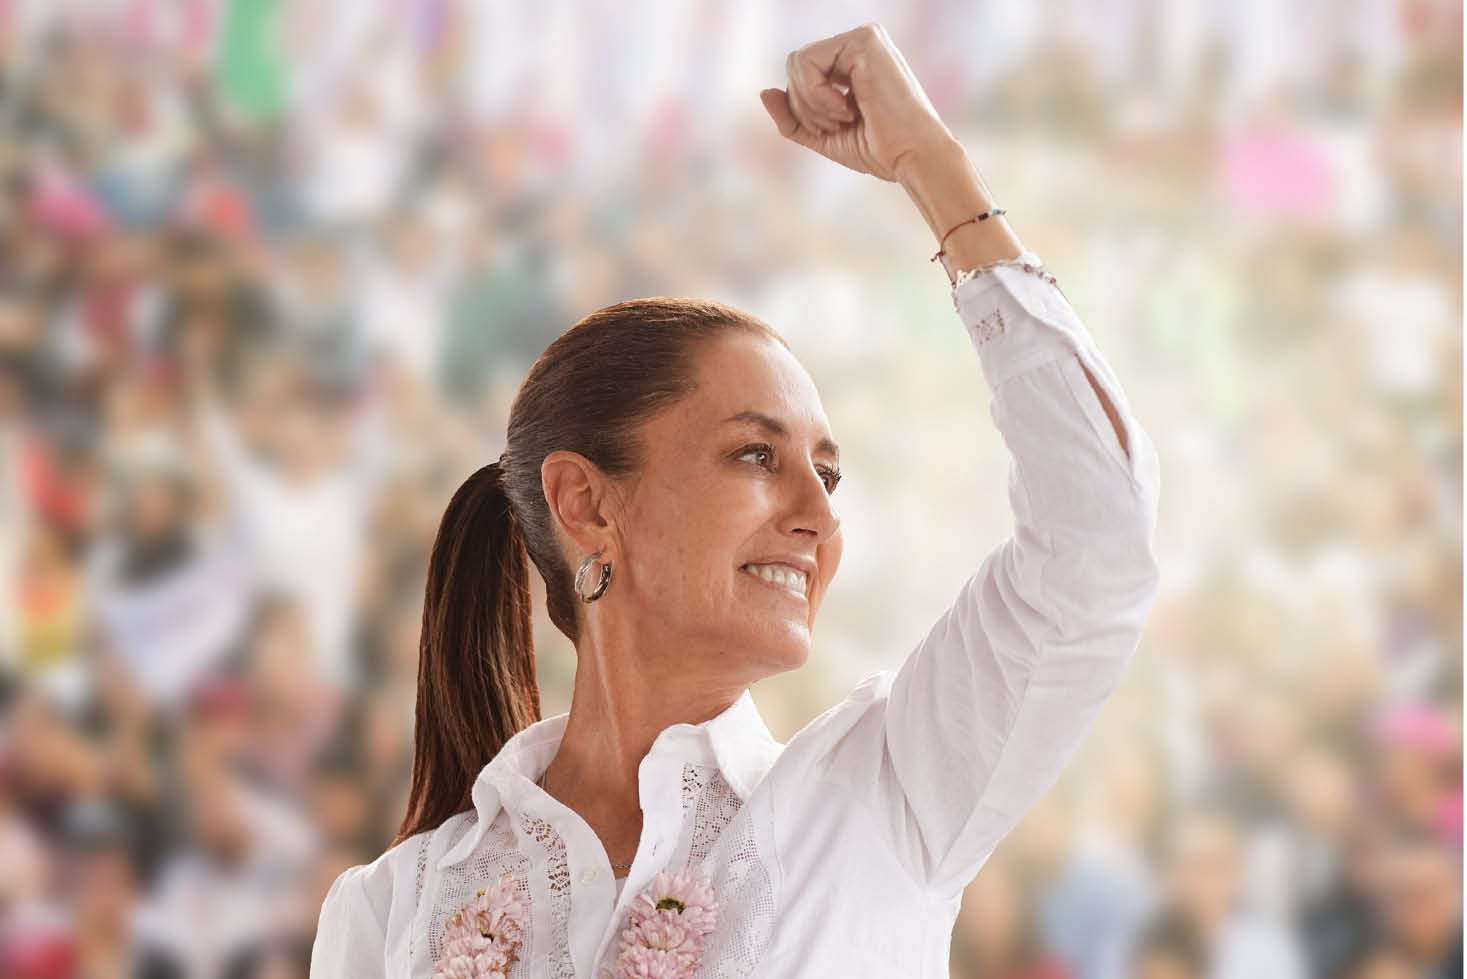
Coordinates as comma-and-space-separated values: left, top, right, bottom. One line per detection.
666, 763, 777, 978
950, 254, 1057, 290
418, 762, 778, 977
949, 255, 1063, 319
423, 812, 549, 977
973, 308, 1007, 345
521, 810, 577, 978
408, 833, 432, 963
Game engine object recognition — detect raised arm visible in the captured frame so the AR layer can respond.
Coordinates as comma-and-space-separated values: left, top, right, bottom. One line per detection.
762, 24, 1161, 900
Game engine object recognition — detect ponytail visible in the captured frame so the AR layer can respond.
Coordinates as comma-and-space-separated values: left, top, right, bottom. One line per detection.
394, 459, 539, 845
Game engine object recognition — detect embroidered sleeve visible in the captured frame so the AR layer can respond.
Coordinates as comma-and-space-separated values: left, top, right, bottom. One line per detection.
948, 252, 1058, 293
805, 252, 1161, 899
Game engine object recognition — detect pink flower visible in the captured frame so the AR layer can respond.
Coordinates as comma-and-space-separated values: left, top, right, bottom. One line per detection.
613, 863, 718, 979
433, 875, 527, 979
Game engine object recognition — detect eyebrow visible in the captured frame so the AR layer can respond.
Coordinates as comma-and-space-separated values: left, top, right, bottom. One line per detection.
722, 410, 840, 461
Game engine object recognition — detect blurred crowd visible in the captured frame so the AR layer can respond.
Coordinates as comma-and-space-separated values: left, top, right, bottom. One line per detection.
0, 1, 1459, 978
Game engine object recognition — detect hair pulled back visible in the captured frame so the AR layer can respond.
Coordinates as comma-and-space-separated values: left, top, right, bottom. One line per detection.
395, 297, 786, 844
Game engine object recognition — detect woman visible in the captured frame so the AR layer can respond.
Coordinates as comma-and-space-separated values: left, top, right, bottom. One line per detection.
310, 23, 1160, 979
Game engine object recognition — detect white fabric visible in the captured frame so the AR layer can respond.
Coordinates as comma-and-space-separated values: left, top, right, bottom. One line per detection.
310, 250, 1162, 977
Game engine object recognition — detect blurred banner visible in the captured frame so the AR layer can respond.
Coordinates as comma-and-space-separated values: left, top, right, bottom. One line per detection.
0, 1, 1459, 977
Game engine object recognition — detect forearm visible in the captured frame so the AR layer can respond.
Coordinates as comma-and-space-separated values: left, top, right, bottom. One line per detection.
900, 137, 1128, 452
896, 134, 1025, 283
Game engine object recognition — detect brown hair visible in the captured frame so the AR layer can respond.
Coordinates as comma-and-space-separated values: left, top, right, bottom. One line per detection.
394, 297, 787, 844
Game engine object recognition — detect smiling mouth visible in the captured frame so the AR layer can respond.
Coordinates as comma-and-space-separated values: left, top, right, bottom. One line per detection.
739, 563, 809, 599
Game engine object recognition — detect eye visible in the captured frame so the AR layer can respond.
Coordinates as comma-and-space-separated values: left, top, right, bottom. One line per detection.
737, 442, 777, 470
737, 443, 841, 495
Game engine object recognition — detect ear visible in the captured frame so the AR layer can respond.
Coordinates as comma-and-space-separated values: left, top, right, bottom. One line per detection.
541, 449, 617, 558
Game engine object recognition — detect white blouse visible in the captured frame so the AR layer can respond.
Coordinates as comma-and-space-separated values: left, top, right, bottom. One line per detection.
310, 250, 1162, 978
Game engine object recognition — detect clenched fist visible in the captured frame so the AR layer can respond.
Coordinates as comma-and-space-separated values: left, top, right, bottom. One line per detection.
759, 23, 955, 182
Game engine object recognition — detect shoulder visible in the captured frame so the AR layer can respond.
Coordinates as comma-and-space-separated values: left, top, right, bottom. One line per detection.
319, 818, 461, 928
761, 669, 894, 797
317, 847, 400, 931
775, 671, 893, 760
312, 821, 468, 976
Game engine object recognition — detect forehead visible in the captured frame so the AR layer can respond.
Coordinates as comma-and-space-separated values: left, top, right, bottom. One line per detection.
677, 330, 830, 433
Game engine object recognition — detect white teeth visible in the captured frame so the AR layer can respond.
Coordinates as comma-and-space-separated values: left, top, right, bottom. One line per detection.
741, 563, 808, 595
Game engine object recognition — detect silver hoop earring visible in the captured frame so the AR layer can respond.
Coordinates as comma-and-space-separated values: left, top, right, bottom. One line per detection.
574, 548, 612, 602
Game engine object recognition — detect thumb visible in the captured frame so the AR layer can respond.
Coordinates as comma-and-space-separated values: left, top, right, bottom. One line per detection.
759, 88, 818, 149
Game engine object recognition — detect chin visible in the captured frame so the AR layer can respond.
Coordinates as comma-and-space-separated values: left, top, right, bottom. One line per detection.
752, 622, 813, 672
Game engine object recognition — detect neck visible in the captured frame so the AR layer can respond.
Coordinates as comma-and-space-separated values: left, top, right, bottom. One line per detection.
542, 624, 749, 809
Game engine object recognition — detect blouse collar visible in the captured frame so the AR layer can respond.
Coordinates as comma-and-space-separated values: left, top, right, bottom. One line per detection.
436, 687, 784, 871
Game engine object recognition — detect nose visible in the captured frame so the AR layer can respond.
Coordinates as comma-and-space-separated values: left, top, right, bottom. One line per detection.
778, 460, 841, 543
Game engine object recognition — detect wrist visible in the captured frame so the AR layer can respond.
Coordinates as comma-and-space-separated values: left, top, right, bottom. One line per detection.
897, 139, 997, 238
899, 153, 1025, 281
892, 131, 967, 191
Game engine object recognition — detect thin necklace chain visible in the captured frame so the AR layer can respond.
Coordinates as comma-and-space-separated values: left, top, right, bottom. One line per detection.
537, 771, 632, 874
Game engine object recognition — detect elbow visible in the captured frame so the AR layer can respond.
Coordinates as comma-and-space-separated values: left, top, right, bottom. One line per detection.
1111, 541, 1162, 641
1135, 542, 1162, 610
1039, 519, 1161, 642
1112, 519, 1162, 616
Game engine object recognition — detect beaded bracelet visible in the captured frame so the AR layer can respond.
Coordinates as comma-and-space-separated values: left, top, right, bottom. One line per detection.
929, 206, 1007, 265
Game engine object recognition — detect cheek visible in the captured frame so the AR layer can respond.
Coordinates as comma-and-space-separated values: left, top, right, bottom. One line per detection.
819, 531, 843, 588
812, 531, 843, 610
630, 485, 746, 587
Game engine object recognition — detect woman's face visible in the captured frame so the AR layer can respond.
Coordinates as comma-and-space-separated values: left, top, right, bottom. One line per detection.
594, 331, 844, 679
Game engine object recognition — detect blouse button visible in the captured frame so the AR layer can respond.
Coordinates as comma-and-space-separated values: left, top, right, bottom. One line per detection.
580, 868, 598, 884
